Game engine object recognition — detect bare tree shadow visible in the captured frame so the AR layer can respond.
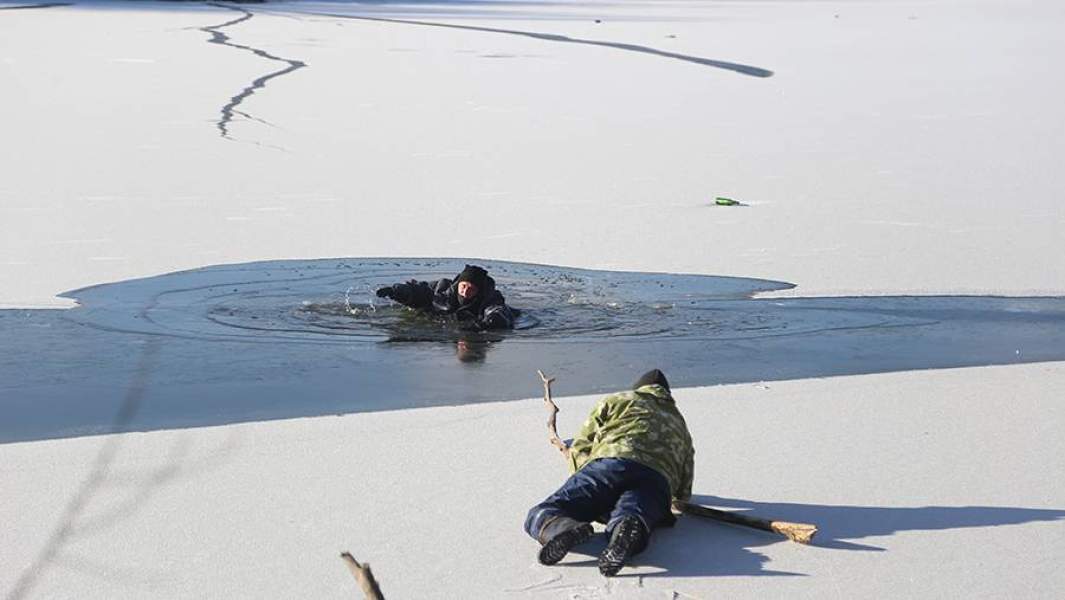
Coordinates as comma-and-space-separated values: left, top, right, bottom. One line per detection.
5, 339, 242, 600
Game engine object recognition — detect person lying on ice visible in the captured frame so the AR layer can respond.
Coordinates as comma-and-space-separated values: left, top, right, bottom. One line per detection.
524, 369, 695, 576
375, 264, 515, 330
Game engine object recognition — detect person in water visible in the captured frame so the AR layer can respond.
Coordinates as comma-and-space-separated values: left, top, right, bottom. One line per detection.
375, 264, 516, 330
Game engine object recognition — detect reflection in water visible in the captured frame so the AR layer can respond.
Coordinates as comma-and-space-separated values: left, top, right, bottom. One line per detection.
380, 314, 502, 364
2, 258, 1064, 442
455, 337, 491, 364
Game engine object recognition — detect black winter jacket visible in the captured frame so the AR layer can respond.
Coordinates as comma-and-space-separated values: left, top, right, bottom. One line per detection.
386, 274, 515, 330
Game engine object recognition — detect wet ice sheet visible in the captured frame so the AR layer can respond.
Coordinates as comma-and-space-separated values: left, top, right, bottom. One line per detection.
58, 257, 802, 342
2, 258, 1064, 443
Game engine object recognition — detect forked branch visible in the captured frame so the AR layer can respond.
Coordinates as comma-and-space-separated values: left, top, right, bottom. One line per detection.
537, 369, 570, 458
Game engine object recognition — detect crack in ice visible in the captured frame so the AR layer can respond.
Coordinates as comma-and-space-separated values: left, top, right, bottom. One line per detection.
200, 2, 307, 142
284, 8, 773, 78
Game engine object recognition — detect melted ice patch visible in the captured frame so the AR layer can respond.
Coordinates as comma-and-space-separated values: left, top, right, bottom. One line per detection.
2, 258, 1064, 443
61, 258, 925, 345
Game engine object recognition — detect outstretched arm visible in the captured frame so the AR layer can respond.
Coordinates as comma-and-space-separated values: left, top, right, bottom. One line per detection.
377, 278, 440, 309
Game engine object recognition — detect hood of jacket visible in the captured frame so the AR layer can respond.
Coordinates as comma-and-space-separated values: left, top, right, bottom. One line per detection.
634, 384, 673, 403
437, 272, 499, 314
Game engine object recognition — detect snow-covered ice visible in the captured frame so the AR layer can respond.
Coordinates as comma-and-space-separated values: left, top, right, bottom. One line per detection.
2, 0, 1064, 597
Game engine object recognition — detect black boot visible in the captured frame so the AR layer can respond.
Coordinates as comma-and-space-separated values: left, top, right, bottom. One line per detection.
598, 516, 648, 576
537, 517, 595, 566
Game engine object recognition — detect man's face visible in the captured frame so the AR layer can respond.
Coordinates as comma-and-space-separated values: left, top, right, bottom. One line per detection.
457, 280, 479, 300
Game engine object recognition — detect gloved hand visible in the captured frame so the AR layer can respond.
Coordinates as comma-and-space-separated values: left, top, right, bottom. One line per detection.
376, 286, 394, 299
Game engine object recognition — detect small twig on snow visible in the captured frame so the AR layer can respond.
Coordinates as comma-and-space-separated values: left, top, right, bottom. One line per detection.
340, 552, 385, 600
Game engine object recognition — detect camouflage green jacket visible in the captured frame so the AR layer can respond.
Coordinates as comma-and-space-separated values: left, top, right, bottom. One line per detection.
568, 384, 695, 500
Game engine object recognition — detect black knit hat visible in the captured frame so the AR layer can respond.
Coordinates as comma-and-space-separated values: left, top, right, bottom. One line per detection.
633, 369, 670, 392
456, 265, 489, 290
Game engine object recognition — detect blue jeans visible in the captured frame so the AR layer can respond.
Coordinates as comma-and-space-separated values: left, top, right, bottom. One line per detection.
524, 457, 673, 551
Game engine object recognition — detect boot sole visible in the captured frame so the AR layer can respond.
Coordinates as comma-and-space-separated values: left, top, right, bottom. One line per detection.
598, 518, 646, 576
538, 524, 594, 565
598, 546, 626, 577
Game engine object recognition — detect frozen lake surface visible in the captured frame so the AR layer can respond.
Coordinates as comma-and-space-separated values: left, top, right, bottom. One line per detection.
2, 258, 1063, 443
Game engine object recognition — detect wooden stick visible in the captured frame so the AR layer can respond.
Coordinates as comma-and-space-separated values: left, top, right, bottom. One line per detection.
673, 500, 817, 544
537, 370, 570, 459
535, 369, 817, 545
340, 552, 385, 600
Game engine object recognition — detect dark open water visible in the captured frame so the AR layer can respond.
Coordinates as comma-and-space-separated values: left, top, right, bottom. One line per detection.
2, 258, 1063, 443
